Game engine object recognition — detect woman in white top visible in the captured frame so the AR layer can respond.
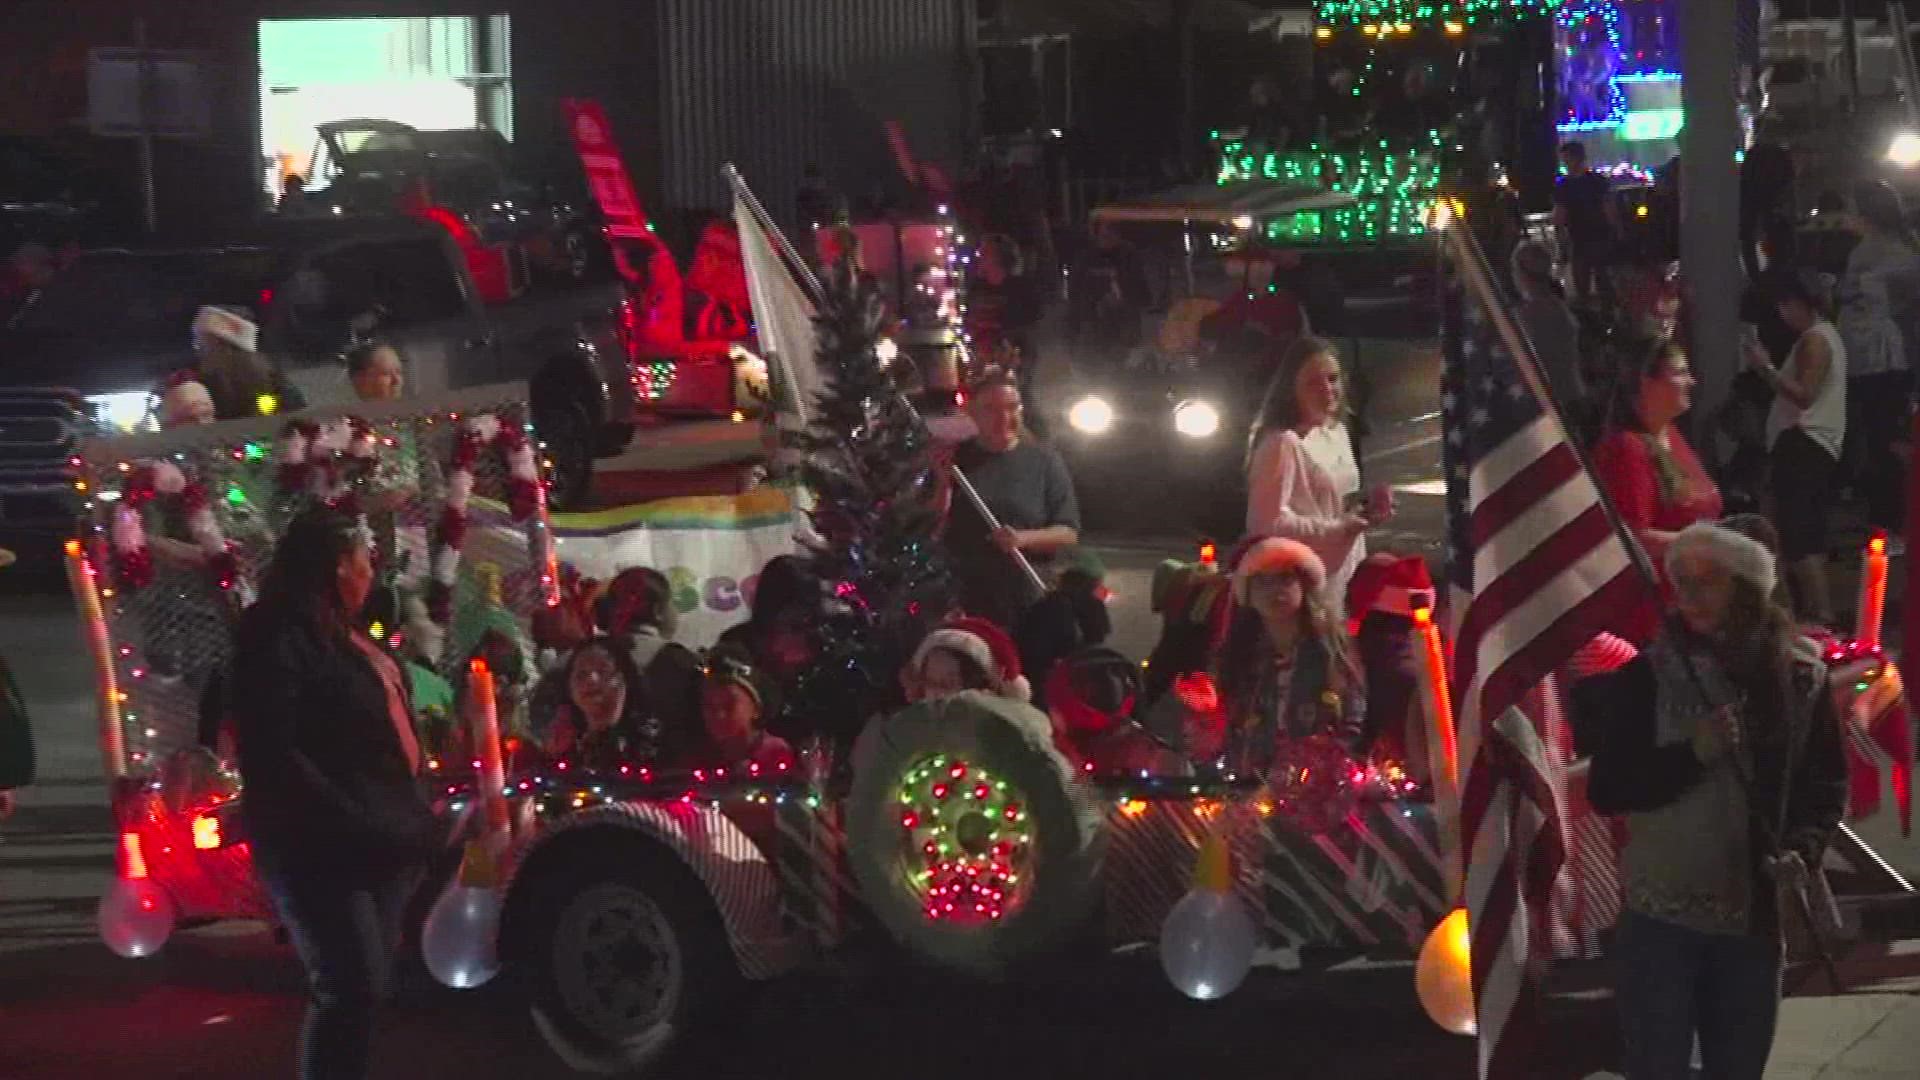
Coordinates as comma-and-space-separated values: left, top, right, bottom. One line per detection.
1747, 268, 1847, 625
1837, 181, 1917, 533
1244, 335, 1394, 615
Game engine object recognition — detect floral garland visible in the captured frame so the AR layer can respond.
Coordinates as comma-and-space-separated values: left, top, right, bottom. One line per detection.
110, 459, 243, 599
276, 416, 379, 510
428, 410, 556, 624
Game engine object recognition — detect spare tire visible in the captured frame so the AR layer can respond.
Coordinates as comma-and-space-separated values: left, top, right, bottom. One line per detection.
847, 690, 1106, 974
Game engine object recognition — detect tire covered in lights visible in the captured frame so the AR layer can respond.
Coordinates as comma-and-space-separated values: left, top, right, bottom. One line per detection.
847, 690, 1106, 974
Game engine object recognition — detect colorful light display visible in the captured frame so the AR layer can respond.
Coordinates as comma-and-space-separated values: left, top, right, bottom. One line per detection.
1314, 0, 1564, 27
896, 756, 1031, 924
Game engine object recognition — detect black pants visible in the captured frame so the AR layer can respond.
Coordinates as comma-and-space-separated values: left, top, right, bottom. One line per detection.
1849, 371, 1912, 532
1615, 910, 1782, 1080
1769, 427, 1839, 560
258, 849, 417, 1080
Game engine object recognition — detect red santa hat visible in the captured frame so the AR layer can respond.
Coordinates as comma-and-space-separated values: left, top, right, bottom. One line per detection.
910, 616, 1030, 702
192, 305, 258, 354
1346, 553, 1436, 619
1229, 537, 1328, 605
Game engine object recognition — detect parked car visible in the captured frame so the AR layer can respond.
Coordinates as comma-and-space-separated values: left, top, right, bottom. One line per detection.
0, 216, 649, 554
305, 119, 606, 289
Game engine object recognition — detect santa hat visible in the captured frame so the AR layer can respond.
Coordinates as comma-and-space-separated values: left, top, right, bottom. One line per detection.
1229, 537, 1328, 605
911, 616, 1030, 702
192, 305, 258, 354
1346, 553, 1436, 619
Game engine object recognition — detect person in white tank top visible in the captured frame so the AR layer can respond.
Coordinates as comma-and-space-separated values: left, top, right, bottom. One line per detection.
1748, 269, 1847, 623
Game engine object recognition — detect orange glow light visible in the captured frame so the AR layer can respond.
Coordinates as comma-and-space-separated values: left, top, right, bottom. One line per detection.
1120, 799, 1150, 818
191, 815, 222, 850
118, 832, 150, 880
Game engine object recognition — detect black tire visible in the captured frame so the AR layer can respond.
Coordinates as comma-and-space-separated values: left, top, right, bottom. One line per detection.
535, 396, 595, 512
846, 691, 1106, 976
516, 844, 736, 1075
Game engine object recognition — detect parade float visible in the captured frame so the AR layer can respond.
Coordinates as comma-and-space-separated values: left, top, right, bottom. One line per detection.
72, 184, 1912, 1079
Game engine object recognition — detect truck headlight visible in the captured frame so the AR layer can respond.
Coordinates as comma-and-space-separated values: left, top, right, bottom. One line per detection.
1888, 132, 1920, 168
86, 390, 158, 433
1068, 395, 1115, 435
1173, 399, 1221, 439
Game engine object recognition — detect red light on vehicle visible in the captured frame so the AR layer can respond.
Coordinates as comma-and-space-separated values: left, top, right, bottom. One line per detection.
1198, 542, 1218, 567
257, 288, 275, 309
118, 832, 150, 880
191, 815, 222, 850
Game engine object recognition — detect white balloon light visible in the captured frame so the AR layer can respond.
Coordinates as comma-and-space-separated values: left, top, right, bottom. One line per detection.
98, 876, 175, 959
422, 880, 503, 990
1159, 832, 1257, 1001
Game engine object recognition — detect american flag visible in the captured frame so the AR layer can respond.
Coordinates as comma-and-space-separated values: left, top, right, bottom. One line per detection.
1439, 255, 1639, 1077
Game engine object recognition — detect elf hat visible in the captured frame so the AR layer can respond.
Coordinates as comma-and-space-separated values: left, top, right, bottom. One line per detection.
911, 616, 1030, 702
1229, 537, 1328, 605
192, 305, 258, 354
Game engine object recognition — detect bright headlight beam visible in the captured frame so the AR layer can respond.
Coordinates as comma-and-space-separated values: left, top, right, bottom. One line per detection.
1068, 395, 1115, 435
86, 390, 157, 433
1173, 399, 1221, 439
1888, 132, 1920, 168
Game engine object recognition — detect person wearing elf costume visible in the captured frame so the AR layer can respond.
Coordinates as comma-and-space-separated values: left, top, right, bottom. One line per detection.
901, 617, 1031, 704
1203, 538, 1366, 772
693, 649, 793, 773
192, 305, 305, 420
1245, 336, 1393, 620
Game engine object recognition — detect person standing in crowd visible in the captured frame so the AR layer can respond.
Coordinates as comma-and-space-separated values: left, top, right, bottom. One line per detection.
230, 506, 447, 1080
1577, 523, 1846, 1080
1201, 538, 1365, 770
279, 174, 320, 219
1553, 141, 1621, 308
0, 547, 31, 824
1067, 220, 1151, 370
1591, 339, 1723, 647
1244, 335, 1392, 617
1511, 239, 1588, 435
965, 234, 1045, 416
946, 368, 1082, 628
1741, 119, 1797, 278
193, 305, 306, 420
1750, 269, 1847, 626
347, 341, 418, 626
1836, 181, 1916, 540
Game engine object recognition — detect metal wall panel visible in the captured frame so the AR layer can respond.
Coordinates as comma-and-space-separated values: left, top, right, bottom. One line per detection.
657, 0, 968, 226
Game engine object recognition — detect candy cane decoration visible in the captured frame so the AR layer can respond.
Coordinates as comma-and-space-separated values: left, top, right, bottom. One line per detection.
429, 410, 558, 624
276, 416, 379, 508
110, 459, 243, 599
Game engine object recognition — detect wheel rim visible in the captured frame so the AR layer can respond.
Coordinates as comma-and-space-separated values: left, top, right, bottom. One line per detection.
895, 754, 1037, 924
550, 883, 683, 1042
537, 404, 591, 509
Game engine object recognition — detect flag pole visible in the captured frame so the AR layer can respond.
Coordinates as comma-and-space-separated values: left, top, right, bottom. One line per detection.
1435, 208, 1662, 593
721, 163, 1050, 599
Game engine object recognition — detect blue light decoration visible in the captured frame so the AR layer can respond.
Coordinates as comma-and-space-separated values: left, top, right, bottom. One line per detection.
1556, 0, 1628, 128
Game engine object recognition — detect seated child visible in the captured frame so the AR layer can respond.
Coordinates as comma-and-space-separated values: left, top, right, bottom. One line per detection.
692, 649, 793, 773
544, 635, 662, 770
901, 617, 1030, 703
1046, 647, 1182, 775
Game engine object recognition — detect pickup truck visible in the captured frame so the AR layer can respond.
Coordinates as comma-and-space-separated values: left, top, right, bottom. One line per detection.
0, 216, 644, 553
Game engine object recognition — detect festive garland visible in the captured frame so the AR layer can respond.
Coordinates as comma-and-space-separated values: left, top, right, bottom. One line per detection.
275, 416, 379, 509
428, 411, 554, 624
110, 459, 243, 598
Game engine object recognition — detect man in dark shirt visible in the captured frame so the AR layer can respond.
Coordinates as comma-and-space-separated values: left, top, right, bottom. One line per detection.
1553, 141, 1620, 308
946, 371, 1081, 628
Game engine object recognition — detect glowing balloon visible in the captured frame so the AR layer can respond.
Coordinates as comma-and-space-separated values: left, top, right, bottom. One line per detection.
1160, 890, 1257, 1000
98, 877, 175, 959
422, 883, 503, 989
1416, 908, 1477, 1036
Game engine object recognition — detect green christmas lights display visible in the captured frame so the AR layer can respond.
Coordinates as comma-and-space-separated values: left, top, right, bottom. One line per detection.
897, 755, 1032, 924
1313, 0, 1564, 27
1216, 134, 1447, 246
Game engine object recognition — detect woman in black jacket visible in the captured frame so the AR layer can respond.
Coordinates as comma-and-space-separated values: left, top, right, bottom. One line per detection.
231, 506, 445, 1080
1574, 522, 1846, 1080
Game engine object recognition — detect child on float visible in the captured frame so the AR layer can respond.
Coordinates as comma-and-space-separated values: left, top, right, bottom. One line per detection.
1046, 648, 1181, 775
692, 649, 794, 774
1199, 537, 1366, 771
543, 633, 662, 771
596, 566, 703, 750
900, 617, 1031, 704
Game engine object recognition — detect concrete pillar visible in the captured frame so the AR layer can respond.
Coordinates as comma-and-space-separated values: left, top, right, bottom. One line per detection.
1680, 0, 1744, 455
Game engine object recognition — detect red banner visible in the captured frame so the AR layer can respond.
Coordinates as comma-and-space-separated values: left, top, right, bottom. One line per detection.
561, 99, 651, 241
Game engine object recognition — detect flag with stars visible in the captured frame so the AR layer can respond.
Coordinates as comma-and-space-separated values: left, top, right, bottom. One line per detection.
1439, 261, 1638, 1079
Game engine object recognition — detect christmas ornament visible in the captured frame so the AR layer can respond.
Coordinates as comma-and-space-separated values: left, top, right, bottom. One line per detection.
1415, 907, 1476, 1035
1159, 830, 1256, 1001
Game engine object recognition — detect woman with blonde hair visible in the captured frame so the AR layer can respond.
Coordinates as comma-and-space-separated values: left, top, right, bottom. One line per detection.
1244, 335, 1392, 615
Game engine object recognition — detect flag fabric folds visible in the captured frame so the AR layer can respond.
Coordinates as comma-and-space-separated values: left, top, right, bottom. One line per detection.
734, 194, 821, 430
